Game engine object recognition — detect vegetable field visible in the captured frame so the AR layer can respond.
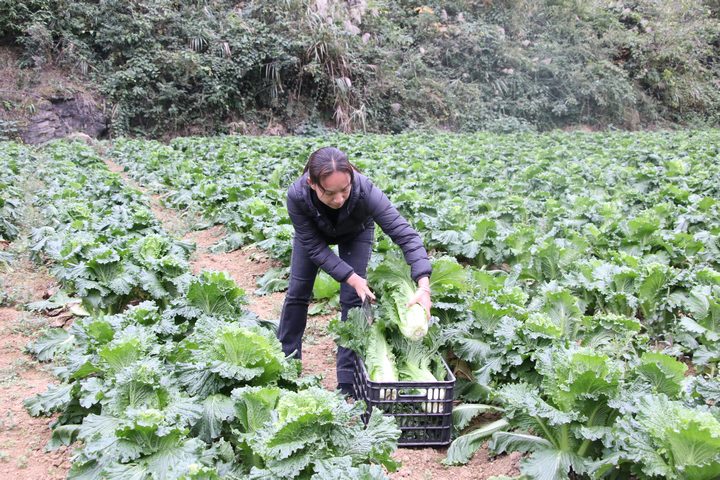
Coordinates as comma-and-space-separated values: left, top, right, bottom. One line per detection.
1, 130, 719, 480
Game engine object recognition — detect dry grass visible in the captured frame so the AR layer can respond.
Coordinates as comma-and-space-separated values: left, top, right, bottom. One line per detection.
0, 46, 100, 130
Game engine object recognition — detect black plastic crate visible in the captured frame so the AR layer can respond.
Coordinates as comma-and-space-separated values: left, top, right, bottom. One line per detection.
352, 354, 455, 447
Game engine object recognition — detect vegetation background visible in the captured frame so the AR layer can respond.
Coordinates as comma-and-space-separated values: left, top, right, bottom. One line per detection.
1, 0, 719, 138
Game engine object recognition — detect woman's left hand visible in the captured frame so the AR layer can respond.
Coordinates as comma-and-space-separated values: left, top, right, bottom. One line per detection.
406, 289, 431, 319
406, 276, 431, 319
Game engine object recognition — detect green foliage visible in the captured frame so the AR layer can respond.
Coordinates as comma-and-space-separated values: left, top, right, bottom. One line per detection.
231, 386, 400, 478
24, 141, 192, 314
0, 142, 28, 241
175, 318, 290, 396
13, 128, 720, 477
596, 395, 720, 480
109, 130, 720, 382
0, 120, 20, 141
444, 406, 508, 466
16, 139, 398, 479
185, 270, 246, 318
255, 267, 290, 296
488, 346, 626, 479
0, 0, 51, 41
313, 270, 340, 300
309, 270, 340, 314
5, 1, 720, 135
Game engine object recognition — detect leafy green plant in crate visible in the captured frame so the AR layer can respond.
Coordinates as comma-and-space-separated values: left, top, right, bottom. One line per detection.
330, 254, 466, 385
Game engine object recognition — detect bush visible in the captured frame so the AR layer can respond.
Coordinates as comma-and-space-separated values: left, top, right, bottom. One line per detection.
4, 0, 720, 136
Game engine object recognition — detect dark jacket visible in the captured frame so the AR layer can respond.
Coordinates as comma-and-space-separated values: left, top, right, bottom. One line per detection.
286, 171, 432, 283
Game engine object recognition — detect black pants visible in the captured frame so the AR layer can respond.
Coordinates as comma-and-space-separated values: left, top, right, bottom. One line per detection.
277, 226, 374, 384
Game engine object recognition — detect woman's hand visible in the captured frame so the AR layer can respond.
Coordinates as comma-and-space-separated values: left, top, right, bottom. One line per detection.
406, 276, 432, 319
347, 273, 376, 302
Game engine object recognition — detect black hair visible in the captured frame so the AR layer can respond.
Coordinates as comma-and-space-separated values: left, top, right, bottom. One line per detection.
303, 147, 358, 187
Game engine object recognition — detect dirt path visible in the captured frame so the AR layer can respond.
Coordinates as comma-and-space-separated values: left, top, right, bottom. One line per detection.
0, 260, 72, 479
103, 157, 521, 479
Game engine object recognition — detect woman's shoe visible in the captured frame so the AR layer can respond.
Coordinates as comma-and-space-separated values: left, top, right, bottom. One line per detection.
337, 383, 355, 399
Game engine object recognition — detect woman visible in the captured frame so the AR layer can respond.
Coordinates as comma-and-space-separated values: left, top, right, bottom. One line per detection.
278, 146, 432, 396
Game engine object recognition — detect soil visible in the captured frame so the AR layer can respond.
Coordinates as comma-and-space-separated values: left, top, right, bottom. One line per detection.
391, 448, 522, 480
0, 288, 72, 479
0, 257, 56, 307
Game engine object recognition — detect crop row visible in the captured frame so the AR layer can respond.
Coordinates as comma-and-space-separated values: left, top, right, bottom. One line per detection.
0, 142, 28, 245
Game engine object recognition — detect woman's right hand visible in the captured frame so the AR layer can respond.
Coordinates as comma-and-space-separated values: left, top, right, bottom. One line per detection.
346, 273, 375, 302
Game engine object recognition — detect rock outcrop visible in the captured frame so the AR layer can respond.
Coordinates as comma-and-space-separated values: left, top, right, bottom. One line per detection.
21, 96, 107, 145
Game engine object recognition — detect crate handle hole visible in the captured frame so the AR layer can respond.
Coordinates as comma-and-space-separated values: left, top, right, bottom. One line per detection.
396, 388, 429, 398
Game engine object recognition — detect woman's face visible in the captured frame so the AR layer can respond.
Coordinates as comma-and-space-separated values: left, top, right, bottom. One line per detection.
309, 171, 352, 209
